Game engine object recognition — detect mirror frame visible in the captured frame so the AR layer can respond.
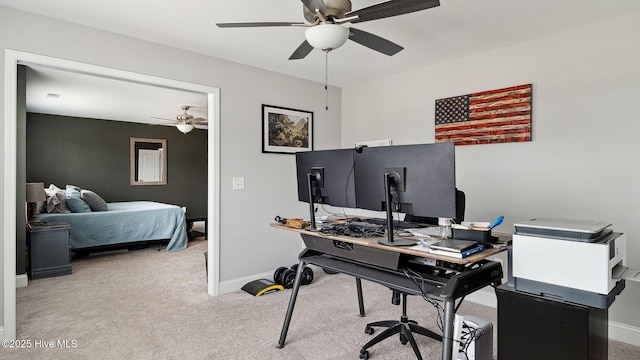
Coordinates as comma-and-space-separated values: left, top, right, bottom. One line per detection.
130, 137, 167, 186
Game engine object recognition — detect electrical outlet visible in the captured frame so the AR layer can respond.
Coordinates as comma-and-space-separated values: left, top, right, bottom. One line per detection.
232, 177, 245, 190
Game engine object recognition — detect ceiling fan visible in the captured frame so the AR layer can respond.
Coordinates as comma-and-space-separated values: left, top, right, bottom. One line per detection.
151, 105, 207, 134
216, 0, 441, 59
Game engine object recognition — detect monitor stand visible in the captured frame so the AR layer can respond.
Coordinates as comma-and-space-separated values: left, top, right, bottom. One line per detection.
305, 172, 319, 232
378, 173, 415, 247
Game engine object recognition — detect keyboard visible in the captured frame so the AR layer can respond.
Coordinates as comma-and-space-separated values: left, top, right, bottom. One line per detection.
362, 218, 429, 229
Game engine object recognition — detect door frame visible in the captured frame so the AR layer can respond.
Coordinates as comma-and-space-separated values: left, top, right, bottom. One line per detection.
3, 49, 221, 339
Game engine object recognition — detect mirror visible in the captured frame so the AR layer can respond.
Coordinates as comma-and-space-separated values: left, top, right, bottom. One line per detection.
130, 137, 167, 185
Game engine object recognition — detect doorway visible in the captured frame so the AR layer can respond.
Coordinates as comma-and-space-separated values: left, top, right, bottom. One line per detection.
3, 49, 221, 339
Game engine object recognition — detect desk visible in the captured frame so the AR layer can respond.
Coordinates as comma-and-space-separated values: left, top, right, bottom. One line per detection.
273, 223, 508, 360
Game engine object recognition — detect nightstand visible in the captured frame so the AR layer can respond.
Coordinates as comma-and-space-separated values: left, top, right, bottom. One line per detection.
27, 222, 72, 279
186, 216, 207, 241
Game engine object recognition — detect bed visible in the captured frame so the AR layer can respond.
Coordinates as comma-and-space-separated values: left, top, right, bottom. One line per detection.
39, 201, 188, 252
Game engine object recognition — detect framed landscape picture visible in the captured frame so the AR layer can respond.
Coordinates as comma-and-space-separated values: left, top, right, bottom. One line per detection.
262, 104, 313, 154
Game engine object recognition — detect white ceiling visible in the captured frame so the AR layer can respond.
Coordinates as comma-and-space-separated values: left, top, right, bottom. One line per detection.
4, 0, 640, 124
25, 65, 209, 127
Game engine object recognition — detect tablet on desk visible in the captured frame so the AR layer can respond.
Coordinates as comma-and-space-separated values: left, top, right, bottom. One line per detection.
429, 239, 479, 253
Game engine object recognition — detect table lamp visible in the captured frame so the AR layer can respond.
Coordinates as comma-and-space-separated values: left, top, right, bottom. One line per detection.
26, 182, 46, 224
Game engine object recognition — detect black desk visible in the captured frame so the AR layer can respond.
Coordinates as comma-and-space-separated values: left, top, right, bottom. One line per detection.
273, 224, 507, 360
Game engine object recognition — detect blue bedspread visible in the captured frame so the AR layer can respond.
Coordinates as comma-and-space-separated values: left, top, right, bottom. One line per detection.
39, 201, 188, 252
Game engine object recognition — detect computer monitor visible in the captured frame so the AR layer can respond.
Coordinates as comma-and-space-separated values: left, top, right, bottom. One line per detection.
354, 142, 457, 245
296, 148, 357, 229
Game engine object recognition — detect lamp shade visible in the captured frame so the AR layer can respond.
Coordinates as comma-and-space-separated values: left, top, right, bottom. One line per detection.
176, 124, 194, 134
26, 182, 46, 202
305, 24, 350, 51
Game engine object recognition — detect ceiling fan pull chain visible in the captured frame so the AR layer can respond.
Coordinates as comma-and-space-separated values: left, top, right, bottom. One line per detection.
325, 50, 329, 111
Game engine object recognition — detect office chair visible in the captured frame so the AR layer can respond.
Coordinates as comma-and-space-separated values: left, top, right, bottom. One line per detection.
357, 190, 465, 360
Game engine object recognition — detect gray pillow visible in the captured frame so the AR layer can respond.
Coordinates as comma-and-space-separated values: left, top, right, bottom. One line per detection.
65, 186, 91, 213
81, 189, 108, 212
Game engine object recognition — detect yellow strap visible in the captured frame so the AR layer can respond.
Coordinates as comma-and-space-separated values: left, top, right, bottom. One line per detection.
256, 284, 284, 296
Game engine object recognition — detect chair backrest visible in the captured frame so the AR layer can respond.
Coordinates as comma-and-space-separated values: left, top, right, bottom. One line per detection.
405, 189, 466, 225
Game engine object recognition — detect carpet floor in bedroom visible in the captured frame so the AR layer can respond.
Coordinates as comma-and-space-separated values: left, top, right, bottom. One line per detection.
7, 228, 640, 360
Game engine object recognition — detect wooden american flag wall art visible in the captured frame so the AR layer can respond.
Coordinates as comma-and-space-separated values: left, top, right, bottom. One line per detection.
435, 84, 532, 145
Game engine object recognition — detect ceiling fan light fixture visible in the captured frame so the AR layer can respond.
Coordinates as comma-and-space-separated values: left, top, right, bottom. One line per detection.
305, 24, 349, 51
176, 123, 195, 134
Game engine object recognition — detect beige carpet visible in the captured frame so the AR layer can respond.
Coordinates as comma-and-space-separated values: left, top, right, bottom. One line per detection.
6, 235, 640, 360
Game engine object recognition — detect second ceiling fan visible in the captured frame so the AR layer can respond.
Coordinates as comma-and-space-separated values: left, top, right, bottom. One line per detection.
216, 0, 441, 59
151, 105, 207, 134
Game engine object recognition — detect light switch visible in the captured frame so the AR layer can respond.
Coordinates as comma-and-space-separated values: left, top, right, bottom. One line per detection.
232, 177, 245, 190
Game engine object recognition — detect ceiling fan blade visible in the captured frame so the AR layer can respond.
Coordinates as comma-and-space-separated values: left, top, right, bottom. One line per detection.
148, 121, 177, 126
289, 40, 314, 60
151, 116, 176, 122
190, 118, 208, 125
347, 0, 440, 24
348, 28, 403, 56
216, 22, 304, 28
301, 0, 327, 15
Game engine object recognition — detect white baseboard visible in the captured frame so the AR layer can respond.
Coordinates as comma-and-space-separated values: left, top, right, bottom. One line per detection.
609, 320, 640, 347
0, 326, 4, 339
465, 286, 640, 347
16, 274, 28, 288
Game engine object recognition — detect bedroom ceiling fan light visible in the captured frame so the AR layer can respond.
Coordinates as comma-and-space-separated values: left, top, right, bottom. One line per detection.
176, 123, 194, 134
305, 24, 349, 51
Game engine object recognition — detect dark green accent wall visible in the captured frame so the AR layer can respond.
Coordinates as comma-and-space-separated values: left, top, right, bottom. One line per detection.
26, 113, 208, 213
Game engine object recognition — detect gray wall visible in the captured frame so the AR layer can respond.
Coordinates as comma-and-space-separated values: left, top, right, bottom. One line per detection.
0, 6, 342, 332
342, 13, 640, 343
26, 113, 208, 214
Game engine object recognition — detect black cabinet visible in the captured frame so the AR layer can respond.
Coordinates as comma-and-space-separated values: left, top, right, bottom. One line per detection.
186, 216, 207, 240
27, 222, 72, 279
496, 284, 608, 360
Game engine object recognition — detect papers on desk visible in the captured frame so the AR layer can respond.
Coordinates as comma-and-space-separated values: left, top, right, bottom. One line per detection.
413, 237, 441, 248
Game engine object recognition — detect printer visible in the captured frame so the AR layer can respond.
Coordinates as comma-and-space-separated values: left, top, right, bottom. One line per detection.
510, 218, 628, 308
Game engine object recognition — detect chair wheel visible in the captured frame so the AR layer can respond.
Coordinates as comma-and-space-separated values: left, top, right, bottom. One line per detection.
359, 349, 369, 359
365, 326, 374, 335
400, 334, 407, 345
